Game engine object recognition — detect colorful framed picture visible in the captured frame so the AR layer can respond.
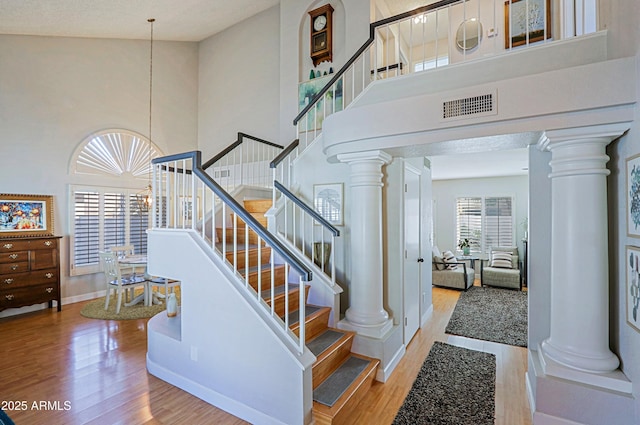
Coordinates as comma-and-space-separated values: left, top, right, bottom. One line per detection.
0, 194, 54, 237
626, 245, 640, 332
313, 183, 343, 226
504, 0, 551, 49
627, 153, 640, 237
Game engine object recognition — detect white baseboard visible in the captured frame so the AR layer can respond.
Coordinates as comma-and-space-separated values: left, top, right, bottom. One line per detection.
147, 354, 290, 425
421, 304, 433, 327
63, 290, 106, 305
533, 412, 584, 425
377, 344, 406, 382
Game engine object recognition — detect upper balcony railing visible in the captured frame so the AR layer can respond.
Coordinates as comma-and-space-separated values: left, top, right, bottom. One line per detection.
284, 0, 593, 169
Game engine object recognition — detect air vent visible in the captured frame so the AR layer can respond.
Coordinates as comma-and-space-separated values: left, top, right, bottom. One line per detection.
442, 91, 496, 121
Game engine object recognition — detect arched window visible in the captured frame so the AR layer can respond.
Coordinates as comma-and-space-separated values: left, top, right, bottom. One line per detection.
69, 130, 162, 275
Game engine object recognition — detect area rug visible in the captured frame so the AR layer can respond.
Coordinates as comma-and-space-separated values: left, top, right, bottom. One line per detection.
393, 342, 496, 425
80, 288, 180, 320
446, 286, 527, 347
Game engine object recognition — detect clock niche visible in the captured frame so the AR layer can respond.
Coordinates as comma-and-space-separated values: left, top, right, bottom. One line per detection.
309, 4, 334, 66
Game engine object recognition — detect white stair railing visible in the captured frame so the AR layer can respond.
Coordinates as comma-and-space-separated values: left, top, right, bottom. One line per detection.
273, 181, 339, 288
152, 151, 312, 353
202, 132, 284, 193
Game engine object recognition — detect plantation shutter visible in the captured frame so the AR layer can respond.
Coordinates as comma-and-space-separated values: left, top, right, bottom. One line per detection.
484, 197, 513, 249
104, 192, 127, 249
73, 191, 100, 268
129, 194, 148, 255
456, 197, 482, 252
71, 187, 149, 275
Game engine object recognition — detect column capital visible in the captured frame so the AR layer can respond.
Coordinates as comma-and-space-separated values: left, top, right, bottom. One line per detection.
537, 123, 630, 151
337, 150, 392, 165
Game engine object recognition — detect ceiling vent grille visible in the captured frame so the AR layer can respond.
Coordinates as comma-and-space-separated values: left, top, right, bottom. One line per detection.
442, 91, 496, 121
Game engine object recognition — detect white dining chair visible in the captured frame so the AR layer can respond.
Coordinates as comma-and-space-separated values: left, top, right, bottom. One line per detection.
108, 245, 136, 275
99, 252, 148, 314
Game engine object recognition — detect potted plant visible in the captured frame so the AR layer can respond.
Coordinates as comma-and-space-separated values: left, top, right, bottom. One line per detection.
458, 238, 471, 255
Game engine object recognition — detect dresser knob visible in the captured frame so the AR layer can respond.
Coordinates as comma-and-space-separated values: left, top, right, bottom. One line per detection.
3, 278, 14, 284
10, 265, 18, 271
5, 294, 14, 300
9, 254, 18, 260
45, 287, 53, 293
44, 241, 52, 246
45, 273, 53, 279
3, 243, 13, 249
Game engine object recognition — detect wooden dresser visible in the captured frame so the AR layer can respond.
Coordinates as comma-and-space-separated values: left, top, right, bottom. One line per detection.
0, 236, 62, 312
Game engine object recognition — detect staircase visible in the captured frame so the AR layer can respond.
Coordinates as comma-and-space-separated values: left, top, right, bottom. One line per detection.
219, 198, 379, 424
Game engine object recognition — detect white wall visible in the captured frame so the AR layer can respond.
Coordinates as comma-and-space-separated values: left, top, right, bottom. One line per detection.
431, 174, 529, 259
279, 0, 371, 143
0, 35, 198, 314
198, 5, 282, 160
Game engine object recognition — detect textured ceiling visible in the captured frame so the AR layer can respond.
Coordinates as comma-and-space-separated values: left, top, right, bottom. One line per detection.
0, 0, 279, 41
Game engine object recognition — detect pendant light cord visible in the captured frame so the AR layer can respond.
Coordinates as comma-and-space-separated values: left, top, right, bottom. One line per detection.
147, 18, 155, 189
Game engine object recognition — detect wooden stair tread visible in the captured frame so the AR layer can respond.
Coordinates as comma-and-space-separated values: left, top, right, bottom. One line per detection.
312, 354, 379, 425
243, 199, 272, 213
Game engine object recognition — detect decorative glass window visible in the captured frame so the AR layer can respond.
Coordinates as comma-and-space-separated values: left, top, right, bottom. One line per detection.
69, 130, 161, 276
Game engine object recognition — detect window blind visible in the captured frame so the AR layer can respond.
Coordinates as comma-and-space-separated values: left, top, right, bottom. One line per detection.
456, 197, 482, 251
71, 187, 149, 275
455, 196, 514, 254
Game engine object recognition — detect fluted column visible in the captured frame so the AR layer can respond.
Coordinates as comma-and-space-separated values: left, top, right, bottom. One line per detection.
539, 125, 627, 375
337, 150, 393, 338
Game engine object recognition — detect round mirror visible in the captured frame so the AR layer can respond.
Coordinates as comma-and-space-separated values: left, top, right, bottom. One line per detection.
456, 18, 482, 51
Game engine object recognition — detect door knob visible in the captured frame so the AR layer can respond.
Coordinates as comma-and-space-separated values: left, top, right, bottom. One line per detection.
417, 258, 424, 263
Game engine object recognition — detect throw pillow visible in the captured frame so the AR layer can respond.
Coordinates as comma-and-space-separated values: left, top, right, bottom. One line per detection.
433, 255, 445, 270
443, 250, 458, 270
491, 251, 513, 268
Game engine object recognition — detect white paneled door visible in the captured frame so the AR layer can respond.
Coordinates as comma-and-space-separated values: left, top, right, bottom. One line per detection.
403, 165, 421, 344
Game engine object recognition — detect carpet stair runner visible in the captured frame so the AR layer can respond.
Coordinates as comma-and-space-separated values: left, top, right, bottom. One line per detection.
219, 198, 379, 425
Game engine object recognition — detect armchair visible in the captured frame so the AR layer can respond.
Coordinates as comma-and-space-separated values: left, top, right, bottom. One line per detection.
432, 249, 474, 290
481, 246, 521, 290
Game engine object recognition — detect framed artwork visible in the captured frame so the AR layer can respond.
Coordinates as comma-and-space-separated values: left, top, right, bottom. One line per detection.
0, 194, 54, 238
313, 183, 343, 226
504, 0, 551, 49
626, 245, 640, 332
627, 153, 640, 237
298, 74, 343, 132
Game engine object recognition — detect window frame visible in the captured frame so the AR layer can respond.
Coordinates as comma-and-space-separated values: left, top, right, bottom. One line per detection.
455, 195, 515, 255
69, 184, 149, 276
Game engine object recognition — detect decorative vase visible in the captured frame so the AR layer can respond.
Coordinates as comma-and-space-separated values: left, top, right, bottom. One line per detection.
167, 292, 178, 317
309, 69, 315, 80
463, 247, 470, 255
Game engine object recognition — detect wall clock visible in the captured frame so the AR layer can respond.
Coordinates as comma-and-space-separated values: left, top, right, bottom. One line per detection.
309, 4, 334, 66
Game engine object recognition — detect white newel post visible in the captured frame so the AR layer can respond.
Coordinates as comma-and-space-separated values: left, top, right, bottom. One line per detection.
337, 150, 393, 338
538, 125, 627, 379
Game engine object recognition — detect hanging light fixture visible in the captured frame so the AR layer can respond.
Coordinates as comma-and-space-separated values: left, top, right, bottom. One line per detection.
136, 18, 155, 213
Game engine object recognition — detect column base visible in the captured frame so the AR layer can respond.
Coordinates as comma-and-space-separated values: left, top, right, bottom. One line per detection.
540, 339, 620, 374
529, 347, 634, 425
337, 317, 393, 339
538, 343, 631, 393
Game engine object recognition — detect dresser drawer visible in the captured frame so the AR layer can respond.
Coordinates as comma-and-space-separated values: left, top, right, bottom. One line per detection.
0, 261, 29, 274
0, 284, 58, 310
29, 238, 58, 250
0, 251, 29, 264
0, 240, 31, 252
0, 268, 58, 289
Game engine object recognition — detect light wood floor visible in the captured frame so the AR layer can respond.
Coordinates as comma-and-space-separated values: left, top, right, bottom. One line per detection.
0, 285, 531, 425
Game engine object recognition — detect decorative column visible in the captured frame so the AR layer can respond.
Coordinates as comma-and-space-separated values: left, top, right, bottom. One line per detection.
539, 125, 627, 379
337, 150, 393, 338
